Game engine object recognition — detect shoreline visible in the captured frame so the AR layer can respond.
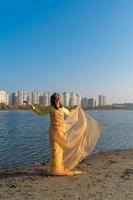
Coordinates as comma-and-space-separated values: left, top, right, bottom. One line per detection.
1, 108, 133, 112
0, 149, 133, 200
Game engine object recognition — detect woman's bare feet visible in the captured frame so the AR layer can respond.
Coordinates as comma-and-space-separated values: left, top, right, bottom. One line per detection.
64, 169, 84, 175
51, 170, 74, 176
50, 169, 84, 176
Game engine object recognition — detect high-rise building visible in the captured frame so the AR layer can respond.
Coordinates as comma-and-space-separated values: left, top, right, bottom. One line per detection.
27, 95, 30, 102
88, 98, 96, 107
81, 97, 88, 108
95, 100, 96, 107
39, 95, 45, 105
69, 93, 77, 106
99, 95, 106, 106
60, 93, 64, 105
0, 91, 9, 105
76, 94, 81, 105
9, 94, 12, 105
6, 93, 9, 105
31, 90, 39, 104
18, 89, 28, 106
103, 96, 106, 105
44, 92, 51, 106
11, 92, 18, 105
63, 92, 70, 107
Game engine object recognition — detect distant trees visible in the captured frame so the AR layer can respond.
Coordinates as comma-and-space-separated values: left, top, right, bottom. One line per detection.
83, 105, 113, 110
0, 103, 9, 110
0, 103, 31, 110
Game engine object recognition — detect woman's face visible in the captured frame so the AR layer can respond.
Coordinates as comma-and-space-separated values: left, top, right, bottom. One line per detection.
55, 94, 61, 106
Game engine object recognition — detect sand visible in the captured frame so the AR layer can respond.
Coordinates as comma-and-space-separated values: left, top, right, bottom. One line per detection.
0, 149, 133, 200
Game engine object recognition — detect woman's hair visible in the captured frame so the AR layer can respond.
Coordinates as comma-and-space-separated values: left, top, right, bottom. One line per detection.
50, 92, 62, 109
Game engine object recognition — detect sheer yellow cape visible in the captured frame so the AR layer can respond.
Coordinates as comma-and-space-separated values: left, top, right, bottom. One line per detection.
52, 107, 103, 170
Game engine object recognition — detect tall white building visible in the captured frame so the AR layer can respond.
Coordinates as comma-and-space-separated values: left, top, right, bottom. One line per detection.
59, 93, 64, 105
0, 91, 9, 105
18, 89, 28, 106
63, 92, 70, 107
31, 90, 39, 104
61, 92, 81, 107
44, 92, 51, 106
99, 95, 106, 106
6, 93, 9, 105
69, 93, 77, 106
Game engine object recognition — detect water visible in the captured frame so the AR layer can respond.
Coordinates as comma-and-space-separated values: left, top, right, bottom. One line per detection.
0, 110, 133, 168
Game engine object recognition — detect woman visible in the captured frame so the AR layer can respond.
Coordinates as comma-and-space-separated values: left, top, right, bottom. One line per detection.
24, 92, 102, 176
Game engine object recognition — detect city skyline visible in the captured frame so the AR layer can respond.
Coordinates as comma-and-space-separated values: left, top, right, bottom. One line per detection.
0, 89, 83, 107
2, 87, 133, 105
1, 1, 133, 104
2, 88, 133, 110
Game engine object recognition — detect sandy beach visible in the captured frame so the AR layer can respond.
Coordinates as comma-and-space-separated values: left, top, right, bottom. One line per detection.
0, 149, 133, 200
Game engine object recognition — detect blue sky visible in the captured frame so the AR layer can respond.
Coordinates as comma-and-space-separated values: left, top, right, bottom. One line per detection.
0, 0, 133, 104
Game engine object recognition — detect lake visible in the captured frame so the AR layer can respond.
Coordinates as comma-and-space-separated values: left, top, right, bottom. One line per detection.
0, 110, 133, 168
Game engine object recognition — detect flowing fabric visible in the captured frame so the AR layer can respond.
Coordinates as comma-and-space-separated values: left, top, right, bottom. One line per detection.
32, 105, 103, 175
51, 107, 103, 171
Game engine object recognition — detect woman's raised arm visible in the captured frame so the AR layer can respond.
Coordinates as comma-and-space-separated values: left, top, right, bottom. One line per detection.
23, 101, 51, 115
32, 104, 51, 115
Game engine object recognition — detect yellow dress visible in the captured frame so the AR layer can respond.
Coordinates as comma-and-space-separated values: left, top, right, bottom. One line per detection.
32, 105, 102, 176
